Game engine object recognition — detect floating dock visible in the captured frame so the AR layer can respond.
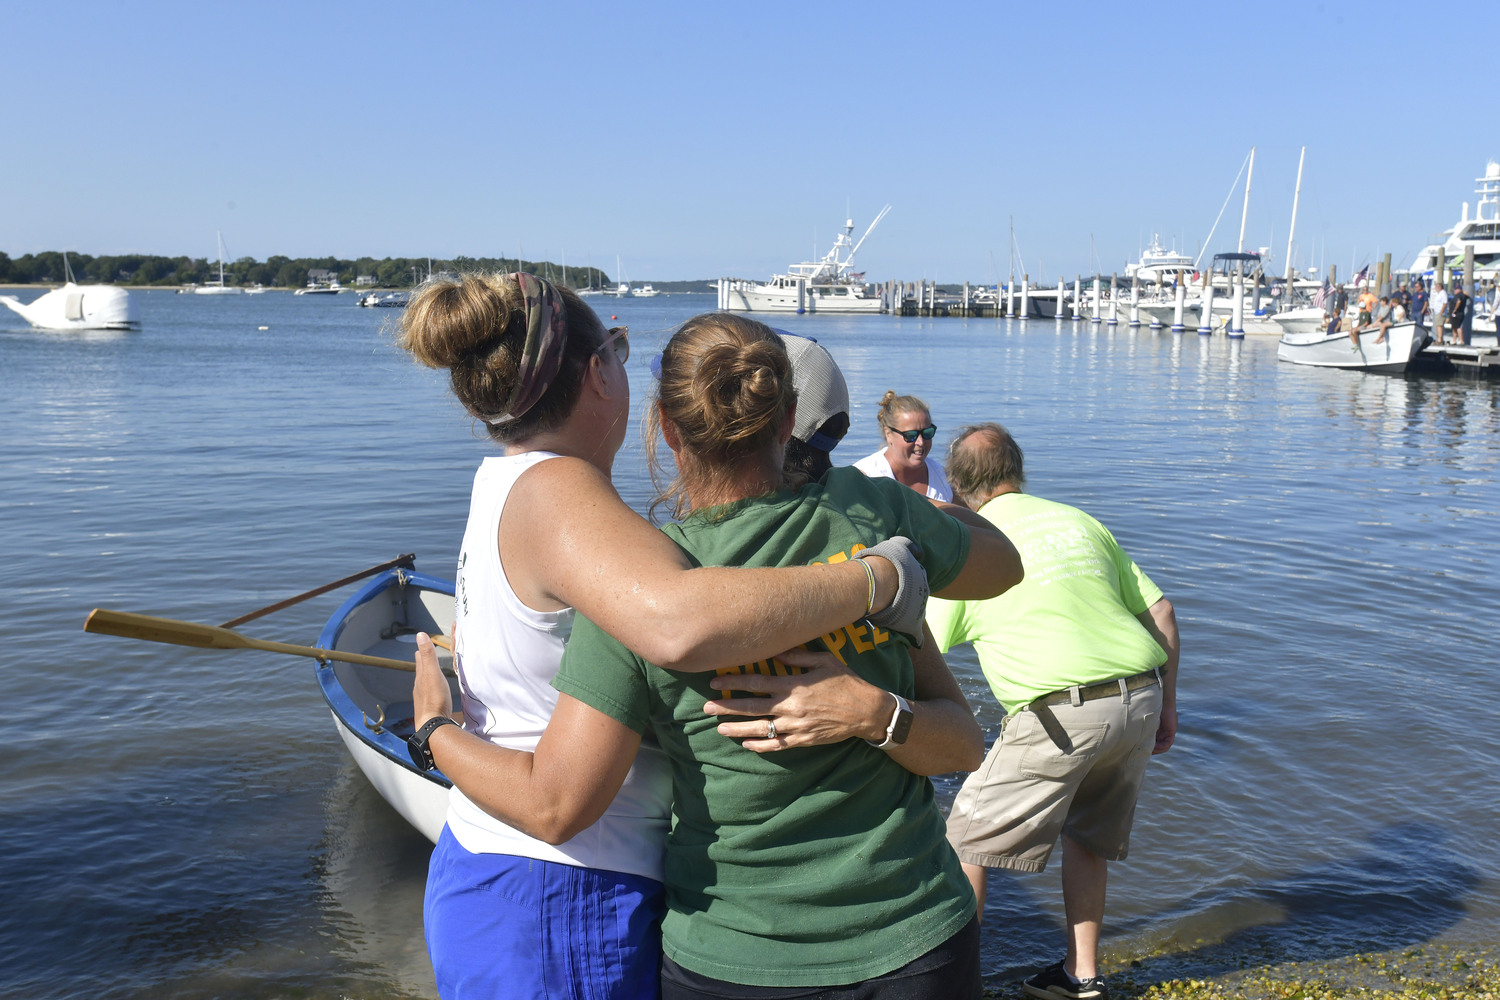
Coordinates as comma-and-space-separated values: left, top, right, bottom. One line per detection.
1411, 342, 1500, 376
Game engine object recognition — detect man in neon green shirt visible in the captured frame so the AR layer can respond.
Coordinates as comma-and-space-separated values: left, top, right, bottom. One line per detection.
926, 423, 1179, 1000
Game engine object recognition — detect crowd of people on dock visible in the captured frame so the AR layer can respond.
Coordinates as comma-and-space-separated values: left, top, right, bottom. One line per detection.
1320, 273, 1479, 348
397, 272, 1179, 1000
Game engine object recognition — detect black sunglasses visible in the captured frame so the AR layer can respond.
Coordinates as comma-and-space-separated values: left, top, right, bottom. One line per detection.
890, 424, 936, 443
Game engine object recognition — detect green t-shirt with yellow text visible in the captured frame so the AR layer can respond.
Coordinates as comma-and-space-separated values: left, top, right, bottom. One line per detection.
554, 468, 974, 987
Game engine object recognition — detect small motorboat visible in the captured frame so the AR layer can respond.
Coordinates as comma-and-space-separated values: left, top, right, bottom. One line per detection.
317, 567, 457, 843
1277, 320, 1429, 374
356, 291, 411, 308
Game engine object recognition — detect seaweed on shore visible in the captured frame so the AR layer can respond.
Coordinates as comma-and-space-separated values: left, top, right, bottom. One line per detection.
982, 943, 1498, 999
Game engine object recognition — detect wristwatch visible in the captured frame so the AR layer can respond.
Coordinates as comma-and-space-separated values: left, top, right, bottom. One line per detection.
867, 693, 914, 750
408, 716, 460, 771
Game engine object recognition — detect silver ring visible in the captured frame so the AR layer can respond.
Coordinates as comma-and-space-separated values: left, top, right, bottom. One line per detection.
766, 719, 777, 740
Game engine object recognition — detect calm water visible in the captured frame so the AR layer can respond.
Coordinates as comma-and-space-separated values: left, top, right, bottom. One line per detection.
2, 290, 1496, 998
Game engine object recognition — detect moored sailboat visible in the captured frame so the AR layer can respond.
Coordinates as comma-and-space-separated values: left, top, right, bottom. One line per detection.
194, 232, 243, 295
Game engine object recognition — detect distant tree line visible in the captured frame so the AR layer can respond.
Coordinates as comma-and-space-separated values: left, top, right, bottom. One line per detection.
0, 251, 614, 290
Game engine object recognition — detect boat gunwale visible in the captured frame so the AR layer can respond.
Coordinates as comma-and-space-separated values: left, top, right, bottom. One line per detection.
316, 568, 455, 788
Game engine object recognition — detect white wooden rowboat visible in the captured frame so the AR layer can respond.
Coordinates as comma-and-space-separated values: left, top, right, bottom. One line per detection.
316, 567, 457, 843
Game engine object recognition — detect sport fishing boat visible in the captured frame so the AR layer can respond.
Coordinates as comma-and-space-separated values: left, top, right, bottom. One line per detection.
719, 206, 890, 314
0, 255, 140, 331
1277, 319, 1428, 374
317, 566, 457, 843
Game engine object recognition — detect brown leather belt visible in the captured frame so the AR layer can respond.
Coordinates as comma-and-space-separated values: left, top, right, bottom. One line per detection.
1031, 669, 1160, 709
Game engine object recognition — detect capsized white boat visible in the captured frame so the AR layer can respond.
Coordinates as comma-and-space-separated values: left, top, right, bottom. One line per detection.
720, 206, 891, 314
1, 257, 140, 331
318, 567, 457, 842
1277, 320, 1428, 374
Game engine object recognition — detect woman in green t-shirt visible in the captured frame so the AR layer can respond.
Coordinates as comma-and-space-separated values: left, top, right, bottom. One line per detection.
413, 312, 1023, 999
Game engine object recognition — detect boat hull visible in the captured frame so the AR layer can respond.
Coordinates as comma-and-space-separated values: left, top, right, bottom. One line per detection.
317, 569, 457, 843
722, 283, 883, 314
1277, 320, 1428, 373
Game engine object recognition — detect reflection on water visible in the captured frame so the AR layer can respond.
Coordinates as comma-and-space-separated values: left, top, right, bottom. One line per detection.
1, 294, 1497, 997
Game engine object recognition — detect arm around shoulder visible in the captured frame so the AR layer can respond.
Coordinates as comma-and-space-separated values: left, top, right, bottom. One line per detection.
514, 457, 887, 672
931, 500, 1024, 601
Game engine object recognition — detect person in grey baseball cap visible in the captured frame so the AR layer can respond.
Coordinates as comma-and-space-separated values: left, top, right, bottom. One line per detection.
776, 331, 851, 482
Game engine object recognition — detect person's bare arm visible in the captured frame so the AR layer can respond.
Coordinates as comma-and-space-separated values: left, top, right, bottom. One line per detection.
703, 625, 984, 775
883, 627, 985, 773
929, 500, 1025, 602
1136, 596, 1179, 754
413, 634, 638, 843
505, 457, 899, 672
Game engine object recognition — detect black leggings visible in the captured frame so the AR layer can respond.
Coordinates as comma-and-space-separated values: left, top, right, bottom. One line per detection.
659, 914, 981, 1000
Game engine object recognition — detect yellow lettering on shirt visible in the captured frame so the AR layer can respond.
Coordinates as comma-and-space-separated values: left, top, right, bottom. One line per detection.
710, 545, 899, 694
822, 628, 849, 664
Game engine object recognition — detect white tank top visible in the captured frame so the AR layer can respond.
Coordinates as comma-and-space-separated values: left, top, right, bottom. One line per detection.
445, 452, 671, 881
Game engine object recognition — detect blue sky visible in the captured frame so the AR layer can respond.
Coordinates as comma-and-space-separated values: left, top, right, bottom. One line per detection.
4, 0, 1493, 283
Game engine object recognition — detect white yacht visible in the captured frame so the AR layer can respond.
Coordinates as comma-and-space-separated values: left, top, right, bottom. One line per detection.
1408, 161, 1500, 274
194, 231, 243, 295
0, 256, 139, 331
631, 284, 661, 297
1125, 236, 1195, 285
720, 206, 890, 314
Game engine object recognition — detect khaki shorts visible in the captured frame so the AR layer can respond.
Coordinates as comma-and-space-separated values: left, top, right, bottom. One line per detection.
946, 680, 1161, 872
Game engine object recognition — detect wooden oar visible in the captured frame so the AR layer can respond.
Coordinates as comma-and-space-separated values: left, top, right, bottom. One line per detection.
219, 553, 416, 628
84, 608, 453, 675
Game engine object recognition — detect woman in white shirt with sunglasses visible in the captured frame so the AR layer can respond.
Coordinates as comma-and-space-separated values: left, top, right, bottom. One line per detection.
854, 390, 952, 502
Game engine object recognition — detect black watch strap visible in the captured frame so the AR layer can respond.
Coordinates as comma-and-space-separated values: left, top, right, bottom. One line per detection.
408, 716, 460, 771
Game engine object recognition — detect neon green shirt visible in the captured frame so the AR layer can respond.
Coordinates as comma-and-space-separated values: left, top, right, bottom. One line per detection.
554, 468, 974, 987
926, 492, 1165, 713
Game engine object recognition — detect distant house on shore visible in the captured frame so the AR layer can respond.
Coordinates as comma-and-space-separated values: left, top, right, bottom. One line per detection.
355, 275, 376, 287
308, 268, 337, 286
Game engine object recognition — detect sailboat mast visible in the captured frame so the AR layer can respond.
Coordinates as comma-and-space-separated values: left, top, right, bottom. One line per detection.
1237, 146, 1256, 254
1285, 146, 1305, 283
1009, 216, 1015, 285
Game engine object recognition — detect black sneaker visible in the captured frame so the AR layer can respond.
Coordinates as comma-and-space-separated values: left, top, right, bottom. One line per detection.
1020, 960, 1109, 1000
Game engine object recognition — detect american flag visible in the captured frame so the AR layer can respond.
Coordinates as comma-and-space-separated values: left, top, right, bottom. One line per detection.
1352, 265, 1370, 285
1312, 281, 1329, 309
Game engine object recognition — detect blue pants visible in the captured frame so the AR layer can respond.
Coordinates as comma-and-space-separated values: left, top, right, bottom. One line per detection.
425, 826, 665, 1000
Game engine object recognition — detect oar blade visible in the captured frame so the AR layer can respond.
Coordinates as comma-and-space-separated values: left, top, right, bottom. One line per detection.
84, 609, 247, 651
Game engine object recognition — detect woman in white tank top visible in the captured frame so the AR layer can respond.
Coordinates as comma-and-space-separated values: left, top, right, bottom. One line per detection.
398, 274, 938, 1000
